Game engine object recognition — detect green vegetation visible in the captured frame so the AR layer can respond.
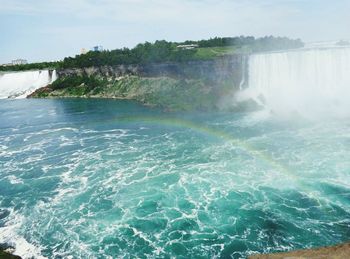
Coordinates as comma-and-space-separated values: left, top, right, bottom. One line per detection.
0, 61, 59, 72
194, 46, 238, 59
1, 36, 303, 71
30, 75, 234, 111
51, 75, 105, 90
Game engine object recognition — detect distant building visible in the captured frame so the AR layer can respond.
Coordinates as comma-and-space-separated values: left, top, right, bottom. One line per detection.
176, 44, 199, 50
12, 59, 28, 65
92, 45, 103, 52
0, 63, 12, 67
81, 48, 88, 55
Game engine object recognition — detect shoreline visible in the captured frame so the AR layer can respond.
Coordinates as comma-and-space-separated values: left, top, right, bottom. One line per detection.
3, 242, 350, 259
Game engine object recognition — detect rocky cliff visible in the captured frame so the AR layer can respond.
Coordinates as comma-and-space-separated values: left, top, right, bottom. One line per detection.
57, 55, 245, 84
30, 55, 247, 111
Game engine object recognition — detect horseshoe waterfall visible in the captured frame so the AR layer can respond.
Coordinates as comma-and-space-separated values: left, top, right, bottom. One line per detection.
246, 46, 350, 117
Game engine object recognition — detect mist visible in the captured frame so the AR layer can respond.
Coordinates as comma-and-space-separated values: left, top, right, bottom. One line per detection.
233, 42, 350, 120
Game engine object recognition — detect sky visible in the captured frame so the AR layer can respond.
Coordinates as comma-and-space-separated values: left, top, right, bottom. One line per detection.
0, 0, 349, 63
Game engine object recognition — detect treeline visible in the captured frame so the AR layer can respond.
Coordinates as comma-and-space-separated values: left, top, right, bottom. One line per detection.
60, 41, 198, 68
0, 61, 60, 72
181, 35, 303, 50
1, 36, 303, 71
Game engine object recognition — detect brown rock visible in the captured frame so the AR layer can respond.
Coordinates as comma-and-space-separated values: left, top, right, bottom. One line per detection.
249, 242, 350, 259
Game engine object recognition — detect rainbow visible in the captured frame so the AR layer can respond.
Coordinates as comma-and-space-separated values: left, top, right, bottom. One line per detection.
89, 115, 343, 207
115, 116, 297, 182
116, 116, 344, 207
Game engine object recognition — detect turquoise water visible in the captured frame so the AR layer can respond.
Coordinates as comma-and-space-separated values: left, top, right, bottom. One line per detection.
0, 99, 350, 258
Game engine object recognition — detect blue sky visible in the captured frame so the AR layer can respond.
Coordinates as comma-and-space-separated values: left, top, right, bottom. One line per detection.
0, 0, 349, 63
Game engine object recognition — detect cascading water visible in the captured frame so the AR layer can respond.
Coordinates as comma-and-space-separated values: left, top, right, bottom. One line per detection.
0, 70, 56, 99
241, 46, 350, 118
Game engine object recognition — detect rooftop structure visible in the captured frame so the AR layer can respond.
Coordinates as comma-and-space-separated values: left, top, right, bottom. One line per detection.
176, 44, 199, 50
0, 63, 12, 67
92, 45, 104, 52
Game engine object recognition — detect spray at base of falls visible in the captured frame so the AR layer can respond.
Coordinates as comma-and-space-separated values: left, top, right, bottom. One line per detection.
238, 47, 350, 118
0, 70, 57, 99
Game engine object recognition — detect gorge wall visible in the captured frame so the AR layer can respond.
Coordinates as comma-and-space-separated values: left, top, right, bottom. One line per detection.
56, 55, 245, 86
30, 55, 246, 111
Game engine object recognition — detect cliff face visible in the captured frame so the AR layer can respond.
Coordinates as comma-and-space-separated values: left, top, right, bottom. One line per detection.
30, 55, 247, 111
57, 55, 246, 87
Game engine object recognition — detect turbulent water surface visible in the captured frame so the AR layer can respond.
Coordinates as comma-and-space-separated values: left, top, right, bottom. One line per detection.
0, 99, 350, 258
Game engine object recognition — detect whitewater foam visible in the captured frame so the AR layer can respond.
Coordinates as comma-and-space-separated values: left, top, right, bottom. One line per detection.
0, 211, 46, 259
0, 70, 56, 99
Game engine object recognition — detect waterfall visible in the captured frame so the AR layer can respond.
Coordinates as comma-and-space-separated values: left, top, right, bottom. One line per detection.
242, 47, 350, 117
0, 70, 57, 99
239, 55, 247, 90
